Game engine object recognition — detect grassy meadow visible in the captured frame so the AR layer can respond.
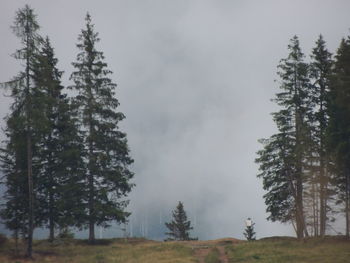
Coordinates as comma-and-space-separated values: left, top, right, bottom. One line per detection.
0, 238, 195, 263
225, 236, 350, 263
0, 236, 349, 263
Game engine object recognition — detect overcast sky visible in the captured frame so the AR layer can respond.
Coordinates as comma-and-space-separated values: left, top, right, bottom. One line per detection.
1, 0, 350, 240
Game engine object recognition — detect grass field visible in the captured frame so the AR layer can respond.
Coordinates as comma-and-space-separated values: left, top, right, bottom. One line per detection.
225, 236, 350, 263
0, 238, 195, 263
0, 236, 349, 263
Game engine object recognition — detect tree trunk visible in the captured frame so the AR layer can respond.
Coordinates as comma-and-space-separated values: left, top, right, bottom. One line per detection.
319, 159, 326, 237
49, 191, 54, 242
88, 167, 95, 243
25, 22, 34, 257
295, 151, 308, 238
87, 72, 95, 244
346, 171, 350, 239
26, 132, 34, 258
88, 110, 95, 244
14, 229, 19, 256
312, 183, 318, 237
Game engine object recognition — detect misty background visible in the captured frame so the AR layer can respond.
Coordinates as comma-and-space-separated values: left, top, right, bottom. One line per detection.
0, 0, 349, 240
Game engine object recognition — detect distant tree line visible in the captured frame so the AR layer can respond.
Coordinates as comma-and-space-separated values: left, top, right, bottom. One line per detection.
256, 34, 350, 239
0, 5, 134, 257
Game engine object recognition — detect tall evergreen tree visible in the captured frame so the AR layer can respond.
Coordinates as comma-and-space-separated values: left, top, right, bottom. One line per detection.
165, 201, 195, 241
0, 5, 43, 257
308, 35, 333, 236
31, 37, 85, 241
327, 37, 350, 238
70, 13, 134, 243
256, 36, 312, 239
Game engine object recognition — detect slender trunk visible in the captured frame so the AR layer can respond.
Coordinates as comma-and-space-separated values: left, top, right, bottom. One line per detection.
319, 180, 326, 236
296, 176, 304, 239
88, 162, 95, 243
291, 219, 297, 235
14, 157, 19, 256
25, 19, 34, 257
319, 78, 327, 238
88, 83, 95, 243
27, 132, 34, 257
48, 145, 55, 242
295, 113, 306, 238
312, 183, 317, 237
316, 186, 319, 237
293, 68, 306, 239
88, 122, 95, 243
14, 229, 18, 256
346, 171, 350, 239
49, 191, 54, 242
319, 154, 326, 237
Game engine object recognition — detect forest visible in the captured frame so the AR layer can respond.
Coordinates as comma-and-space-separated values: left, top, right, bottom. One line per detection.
256, 34, 350, 239
0, 5, 134, 258
0, 3, 350, 262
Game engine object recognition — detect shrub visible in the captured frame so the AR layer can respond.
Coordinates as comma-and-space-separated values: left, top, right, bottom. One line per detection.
57, 228, 74, 239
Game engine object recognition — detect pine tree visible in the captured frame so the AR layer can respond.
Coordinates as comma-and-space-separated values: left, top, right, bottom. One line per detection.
31, 37, 85, 241
243, 220, 256, 241
70, 13, 134, 243
256, 36, 312, 239
0, 5, 43, 257
327, 37, 350, 238
165, 201, 195, 241
308, 35, 334, 237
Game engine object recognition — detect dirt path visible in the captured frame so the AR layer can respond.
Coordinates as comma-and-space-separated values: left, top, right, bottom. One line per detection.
193, 247, 211, 263
193, 245, 229, 263
217, 246, 229, 263
187, 238, 240, 263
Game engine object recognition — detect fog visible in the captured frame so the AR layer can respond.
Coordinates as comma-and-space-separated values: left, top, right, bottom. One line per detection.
1, 0, 349, 240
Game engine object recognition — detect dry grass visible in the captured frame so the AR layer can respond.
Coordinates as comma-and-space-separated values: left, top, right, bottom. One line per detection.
0, 236, 349, 263
225, 236, 350, 263
0, 238, 196, 263
204, 247, 221, 263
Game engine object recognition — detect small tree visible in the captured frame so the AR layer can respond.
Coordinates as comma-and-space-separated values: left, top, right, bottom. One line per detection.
243, 218, 256, 241
165, 201, 195, 241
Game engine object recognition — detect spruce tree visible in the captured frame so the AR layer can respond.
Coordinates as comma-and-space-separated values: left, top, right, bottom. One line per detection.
31, 37, 85, 241
70, 13, 134, 243
327, 37, 350, 238
308, 35, 333, 236
256, 36, 312, 239
243, 220, 256, 241
165, 201, 195, 241
0, 5, 43, 257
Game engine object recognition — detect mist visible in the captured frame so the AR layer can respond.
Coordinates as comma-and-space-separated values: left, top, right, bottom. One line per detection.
1, 0, 350, 240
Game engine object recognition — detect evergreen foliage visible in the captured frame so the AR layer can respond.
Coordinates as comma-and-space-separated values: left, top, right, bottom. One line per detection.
307, 35, 334, 237
0, 5, 43, 257
31, 37, 85, 241
69, 13, 134, 243
256, 36, 312, 239
3, 4, 350, 249
327, 36, 350, 238
165, 201, 195, 241
243, 224, 256, 241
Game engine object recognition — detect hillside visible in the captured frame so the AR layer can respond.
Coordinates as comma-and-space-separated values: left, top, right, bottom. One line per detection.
0, 237, 349, 263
